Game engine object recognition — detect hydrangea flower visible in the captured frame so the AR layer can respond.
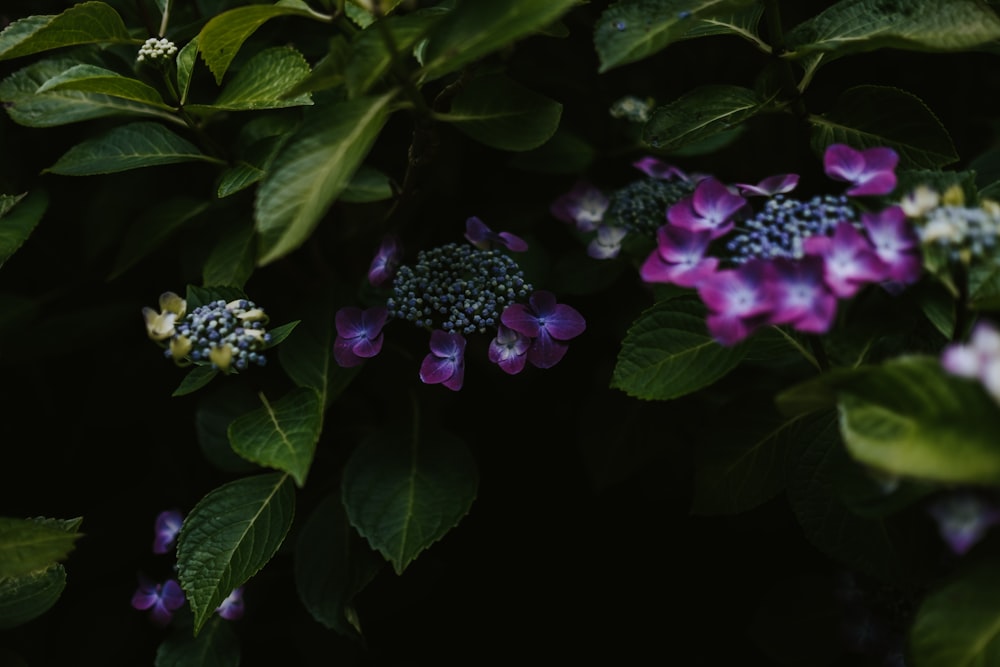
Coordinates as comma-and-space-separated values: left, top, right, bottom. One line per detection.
488, 325, 531, 375
334, 306, 387, 367
802, 221, 888, 298
131, 576, 185, 627
861, 206, 922, 284
928, 492, 1000, 555
941, 320, 1000, 402
368, 235, 402, 287
419, 330, 466, 390
697, 261, 774, 346
823, 143, 899, 196
215, 587, 245, 621
667, 177, 746, 238
152, 510, 183, 555
464, 216, 528, 252
639, 225, 718, 287
550, 181, 608, 232
143, 292, 186, 341
587, 225, 628, 259
137, 37, 178, 63
501, 290, 586, 369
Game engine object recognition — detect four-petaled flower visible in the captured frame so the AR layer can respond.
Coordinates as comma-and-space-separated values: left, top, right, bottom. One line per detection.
667, 177, 746, 238
131, 576, 185, 627
861, 205, 922, 284
697, 261, 774, 346
334, 306, 388, 367
368, 235, 402, 287
587, 225, 628, 259
824, 143, 899, 196
152, 510, 183, 555
488, 325, 531, 375
216, 587, 245, 621
501, 290, 586, 369
640, 225, 719, 287
464, 216, 528, 252
550, 181, 608, 232
143, 292, 186, 341
419, 330, 466, 390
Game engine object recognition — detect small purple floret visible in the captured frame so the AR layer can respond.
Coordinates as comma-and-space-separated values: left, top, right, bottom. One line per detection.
131, 576, 185, 627
215, 587, 245, 621
697, 261, 773, 346
550, 182, 608, 232
587, 225, 627, 259
334, 306, 387, 367
501, 290, 585, 369
368, 235, 402, 287
419, 330, 466, 390
488, 325, 531, 375
667, 177, 746, 239
152, 509, 183, 555
767, 256, 838, 334
824, 143, 899, 196
632, 156, 688, 182
464, 216, 528, 252
861, 206, 922, 284
803, 222, 888, 299
640, 225, 719, 287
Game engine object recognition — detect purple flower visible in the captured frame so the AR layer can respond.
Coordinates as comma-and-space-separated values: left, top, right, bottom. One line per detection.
587, 225, 628, 259
419, 330, 466, 390
735, 173, 799, 197
550, 182, 608, 232
501, 290, 586, 369
215, 587, 245, 621
667, 177, 746, 239
488, 325, 531, 375
861, 206, 922, 284
464, 216, 528, 252
941, 321, 1000, 401
368, 235, 402, 287
632, 156, 688, 181
131, 576, 185, 627
803, 222, 888, 298
152, 510, 183, 555
823, 144, 899, 196
696, 261, 773, 346
767, 256, 838, 334
929, 493, 1000, 555
334, 306, 387, 367
639, 225, 719, 287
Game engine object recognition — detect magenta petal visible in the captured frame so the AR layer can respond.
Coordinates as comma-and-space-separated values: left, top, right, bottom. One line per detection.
499, 231, 529, 252
692, 177, 746, 222
351, 332, 383, 358
697, 262, 772, 319
861, 146, 900, 172
824, 143, 864, 182
420, 355, 455, 384
768, 257, 838, 333
527, 330, 568, 368
501, 303, 541, 337
633, 156, 686, 181
736, 173, 800, 197
334, 336, 364, 367
131, 587, 158, 611
846, 172, 897, 196
706, 312, 760, 346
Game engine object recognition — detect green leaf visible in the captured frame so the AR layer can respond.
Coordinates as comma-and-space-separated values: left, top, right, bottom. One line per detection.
594, 0, 762, 72
177, 472, 295, 634
786, 0, 1000, 61
197, 1, 321, 84
834, 355, 1000, 484
438, 73, 562, 151
260, 320, 299, 349
294, 494, 383, 637
278, 308, 360, 408
642, 84, 767, 151
35, 64, 171, 109
910, 559, 1000, 667
0, 56, 181, 127
172, 367, 220, 397
506, 128, 596, 174
419, 0, 580, 80
342, 427, 478, 574
611, 298, 748, 400
155, 614, 241, 667
0, 2, 132, 61
109, 197, 211, 279
0, 191, 47, 268
254, 92, 393, 266
283, 36, 350, 97
0, 565, 66, 629
45, 122, 220, 176
186, 285, 247, 309
176, 37, 200, 105
809, 85, 958, 168
202, 221, 256, 288
0, 517, 82, 579
228, 388, 322, 487
339, 165, 393, 203
186, 46, 313, 113
195, 385, 261, 474
970, 262, 1000, 310
345, 8, 447, 98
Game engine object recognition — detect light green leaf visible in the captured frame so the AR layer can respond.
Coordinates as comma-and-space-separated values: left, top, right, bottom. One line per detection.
254, 92, 394, 266
294, 494, 383, 637
438, 73, 562, 151
177, 472, 295, 634
0, 191, 47, 268
342, 427, 478, 574
611, 298, 748, 400
203, 221, 256, 288
228, 388, 322, 487
594, 0, 762, 72
45, 122, 220, 175
0, 517, 82, 579
172, 367, 220, 397
177, 37, 199, 105
109, 197, 211, 280
642, 84, 767, 151
786, 0, 1000, 60
835, 356, 1000, 484
345, 7, 447, 98
0, 2, 132, 62
0, 565, 66, 629
155, 615, 240, 667
35, 64, 171, 109
197, 0, 323, 84
419, 0, 580, 80
186, 46, 313, 113
910, 560, 1000, 667
0, 56, 182, 127
809, 85, 957, 168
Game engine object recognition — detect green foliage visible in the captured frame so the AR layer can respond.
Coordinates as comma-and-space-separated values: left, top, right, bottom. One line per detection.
155, 616, 241, 667
0, 191, 46, 268
0, 2, 132, 61
0, 565, 67, 630
0, 517, 82, 579
642, 84, 769, 152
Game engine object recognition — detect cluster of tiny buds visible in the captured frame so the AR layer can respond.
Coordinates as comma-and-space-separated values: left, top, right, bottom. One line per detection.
605, 177, 695, 238
387, 243, 532, 335
137, 37, 178, 63
904, 185, 1000, 263
726, 193, 858, 263
172, 299, 271, 373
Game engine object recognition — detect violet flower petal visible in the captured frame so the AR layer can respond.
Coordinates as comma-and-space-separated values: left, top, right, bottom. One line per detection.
152, 510, 183, 555
419, 331, 466, 390
767, 257, 838, 333
735, 173, 799, 197
529, 290, 586, 340
488, 325, 530, 375
527, 329, 569, 369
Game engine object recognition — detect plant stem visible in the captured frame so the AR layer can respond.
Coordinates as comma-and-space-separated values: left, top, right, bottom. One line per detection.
158, 0, 171, 37
763, 0, 807, 117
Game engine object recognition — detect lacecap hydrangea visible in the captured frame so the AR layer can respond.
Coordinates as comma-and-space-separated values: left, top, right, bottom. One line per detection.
334, 217, 586, 390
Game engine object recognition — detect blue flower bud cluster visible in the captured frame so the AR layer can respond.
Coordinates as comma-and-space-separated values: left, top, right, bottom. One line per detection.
387, 243, 533, 335
918, 204, 1000, 262
725, 193, 858, 263
605, 177, 695, 238
171, 299, 271, 372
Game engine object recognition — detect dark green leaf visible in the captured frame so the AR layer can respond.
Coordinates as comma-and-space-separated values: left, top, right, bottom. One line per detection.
0, 517, 82, 579
0, 191, 47, 268
0, 565, 66, 629
342, 428, 478, 574
202, 222, 256, 289
0, 2, 132, 61
506, 128, 596, 174
340, 165, 393, 203
35, 65, 171, 109
642, 84, 766, 151
195, 385, 261, 474
186, 46, 313, 113
172, 367, 220, 397
177, 473, 295, 634
155, 615, 240, 667
345, 8, 447, 98
109, 197, 211, 280
228, 388, 322, 486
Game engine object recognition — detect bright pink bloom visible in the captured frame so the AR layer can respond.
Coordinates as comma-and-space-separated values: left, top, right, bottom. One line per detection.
696, 261, 773, 346
803, 222, 888, 298
861, 206, 922, 284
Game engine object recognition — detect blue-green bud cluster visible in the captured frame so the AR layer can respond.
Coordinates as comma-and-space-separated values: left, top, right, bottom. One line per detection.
387, 243, 532, 335
918, 205, 1000, 262
171, 299, 270, 372
605, 177, 695, 238
726, 194, 858, 263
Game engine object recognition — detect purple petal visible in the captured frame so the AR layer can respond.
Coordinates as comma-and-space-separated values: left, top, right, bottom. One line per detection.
350, 331, 383, 358
803, 222, 887, 298
420, 355, 458, 385
767, 257, 838, 333
697, 261, 773, 320
427, 329, 466, 358
845, 171, 897, 197
823, 143, 865, 182
335, 306, 365, 338
705, 311, 762, 346
160, 580, 185, 611
692, 177, 746, 225
862, 206, 922, 283
528, 291, 585, 340
153, 510, 183, 555
735, 173, 799, 197
929, 493, 1000, 555
498, 231, 529, 252
527, 329, 569, 369
420, 331, 466, 390
334, 336, 364, 367
488, 326, 530, 375
587, 225, 627, 260
501, 303, 540, 337
464, 216, 492, 246
632, 156, 687, 181
131, 585, 159, 611
368, 235, 402, 287
860, 146, 900, 173
640, 225, 719, 287
216, 588, 245, 621
550, 182, 608, 232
